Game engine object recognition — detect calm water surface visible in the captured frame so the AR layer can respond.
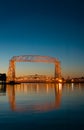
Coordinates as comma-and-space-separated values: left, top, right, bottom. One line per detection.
0, 83, 84, 130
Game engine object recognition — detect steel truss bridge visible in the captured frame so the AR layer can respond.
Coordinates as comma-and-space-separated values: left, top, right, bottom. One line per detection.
7, 55, 61, 82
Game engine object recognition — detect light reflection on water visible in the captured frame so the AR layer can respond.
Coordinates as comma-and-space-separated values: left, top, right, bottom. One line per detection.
6, 83, 62, 112
0, 83, 84, 130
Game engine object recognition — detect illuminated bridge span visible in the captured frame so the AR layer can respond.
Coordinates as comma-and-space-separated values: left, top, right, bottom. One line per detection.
7, 55, 61, 82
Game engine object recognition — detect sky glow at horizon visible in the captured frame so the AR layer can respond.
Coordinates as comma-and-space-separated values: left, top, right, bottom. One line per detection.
16, 62, 55, 77
0, 0, 84, 78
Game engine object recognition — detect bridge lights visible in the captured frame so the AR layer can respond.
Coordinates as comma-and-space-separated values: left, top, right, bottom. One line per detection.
58, 79, 62, 83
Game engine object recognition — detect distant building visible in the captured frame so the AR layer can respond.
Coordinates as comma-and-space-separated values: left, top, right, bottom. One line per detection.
71, 77, 84, 83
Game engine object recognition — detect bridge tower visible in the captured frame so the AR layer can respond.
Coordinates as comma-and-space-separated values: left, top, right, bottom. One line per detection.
55, 61, 61, 78
7, 60, 15, 82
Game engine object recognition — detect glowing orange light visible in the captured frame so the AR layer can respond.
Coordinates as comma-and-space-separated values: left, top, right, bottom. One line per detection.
58, 79, 62, 83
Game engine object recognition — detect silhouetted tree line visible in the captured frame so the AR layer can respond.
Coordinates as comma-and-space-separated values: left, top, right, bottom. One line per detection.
0, 73, 6, 83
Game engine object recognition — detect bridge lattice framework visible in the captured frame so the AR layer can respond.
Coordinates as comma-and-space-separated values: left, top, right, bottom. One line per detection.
7, 55, 61, 81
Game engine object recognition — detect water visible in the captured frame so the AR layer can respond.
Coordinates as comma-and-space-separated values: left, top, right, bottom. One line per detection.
0, 83, 84, 130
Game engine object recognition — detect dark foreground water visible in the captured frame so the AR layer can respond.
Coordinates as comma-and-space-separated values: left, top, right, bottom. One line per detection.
0, 83, 84, 130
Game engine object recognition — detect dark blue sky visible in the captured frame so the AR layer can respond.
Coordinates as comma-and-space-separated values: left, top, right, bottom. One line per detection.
0, 0, 84, 78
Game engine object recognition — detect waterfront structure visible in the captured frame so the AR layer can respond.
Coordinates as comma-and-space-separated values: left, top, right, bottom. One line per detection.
7, 55, 61, 82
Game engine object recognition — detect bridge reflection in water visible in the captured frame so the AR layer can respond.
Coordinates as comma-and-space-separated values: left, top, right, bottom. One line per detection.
6, 83, 62, 112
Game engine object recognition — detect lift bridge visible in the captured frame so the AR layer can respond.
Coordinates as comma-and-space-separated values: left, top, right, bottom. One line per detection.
7, 55, 61, 82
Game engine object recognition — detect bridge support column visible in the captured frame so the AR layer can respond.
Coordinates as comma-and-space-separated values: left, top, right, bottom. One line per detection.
7, 60, 15, 82
55, 61, 61, 79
